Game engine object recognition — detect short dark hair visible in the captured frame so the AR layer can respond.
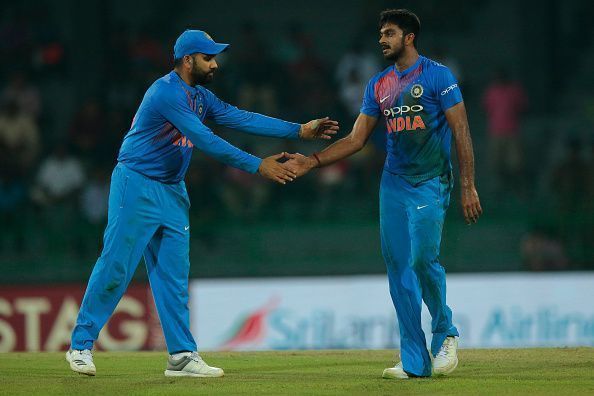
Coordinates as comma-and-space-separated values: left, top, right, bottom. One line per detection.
379, 9, 420, 48
174, 53, 201, 68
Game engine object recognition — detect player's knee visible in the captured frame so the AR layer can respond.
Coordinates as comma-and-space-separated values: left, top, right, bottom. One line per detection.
105, 279, 121, 291
101, 258, 128, 292
411, 248, 438, 274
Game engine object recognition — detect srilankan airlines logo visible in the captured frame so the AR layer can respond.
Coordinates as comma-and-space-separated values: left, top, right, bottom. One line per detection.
219, 297, 280, 350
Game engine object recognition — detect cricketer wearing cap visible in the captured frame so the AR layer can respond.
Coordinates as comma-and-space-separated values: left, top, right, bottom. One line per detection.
286, 9, 482, 378
65, 29, 339, 377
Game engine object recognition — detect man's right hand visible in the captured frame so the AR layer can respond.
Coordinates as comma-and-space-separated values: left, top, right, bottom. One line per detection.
258, 152, 298, 184
284, 153, 318, 177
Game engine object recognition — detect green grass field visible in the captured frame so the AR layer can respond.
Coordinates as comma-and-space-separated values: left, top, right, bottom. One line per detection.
1, 349, 593, 395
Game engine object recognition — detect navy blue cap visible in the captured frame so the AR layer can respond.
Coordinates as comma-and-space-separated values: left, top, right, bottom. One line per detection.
173, 30, 229, 59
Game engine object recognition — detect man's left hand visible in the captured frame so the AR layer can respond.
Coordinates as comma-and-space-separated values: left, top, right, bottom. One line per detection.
461, 185, 482, 224
299, 117, 339, 140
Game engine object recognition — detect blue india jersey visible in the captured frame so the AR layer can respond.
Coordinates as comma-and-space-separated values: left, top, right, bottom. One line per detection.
361, 56, 462, 185
118, 71, 300, 183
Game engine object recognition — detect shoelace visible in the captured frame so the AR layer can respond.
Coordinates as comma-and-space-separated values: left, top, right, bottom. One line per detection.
189, 352, 203, 363
73, 349, 92, 358
437, 341, 453, 358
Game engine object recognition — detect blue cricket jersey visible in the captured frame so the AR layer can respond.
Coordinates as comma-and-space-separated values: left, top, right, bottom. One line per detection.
360, 55, 463, 185
118, 71, 301, 183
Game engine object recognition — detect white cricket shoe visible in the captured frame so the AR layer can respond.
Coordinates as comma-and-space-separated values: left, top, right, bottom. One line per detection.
433, 336, 458, 375
65, 349, 96, 376
382, 362, 409, 379
164, 352, 224, 378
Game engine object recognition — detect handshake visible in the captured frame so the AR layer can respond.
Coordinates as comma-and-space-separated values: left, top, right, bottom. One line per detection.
257, 152, 318, 185
257, 116, 339, 184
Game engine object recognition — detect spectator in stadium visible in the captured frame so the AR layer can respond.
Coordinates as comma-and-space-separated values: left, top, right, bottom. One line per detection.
272, 23, 337, 123
335, 42, 380, 118
482, 68, 528, 196
552, 138, 588, 213
32, 141, 86, 207
0, 6, 35, 73
0, 99, 40, 176
551, 138, 590, 266
290, 45, 330, 110
31, 141, 86, 256
521, 227, 569, 271
29, 4, 67, 76
312, 160, 350, 219
233, 22, 278, 115
1, 71, 41, 119
129, 26, 169, 86
274, 22, 310, 67
80, 165, 110, 225
68, 99, 106, 163
334, 42, 383, 199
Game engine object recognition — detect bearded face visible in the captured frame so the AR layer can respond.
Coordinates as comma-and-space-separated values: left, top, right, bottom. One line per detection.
382, 35, 406, 61
190, 54, 217, 85
379, 23, 410, 62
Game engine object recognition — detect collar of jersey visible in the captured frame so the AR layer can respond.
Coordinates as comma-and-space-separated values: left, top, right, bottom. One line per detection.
171, 71, 198, 95
393, 55, 423, 78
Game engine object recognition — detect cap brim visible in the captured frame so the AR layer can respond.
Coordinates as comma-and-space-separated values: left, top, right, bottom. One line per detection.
202, 42, 229, 55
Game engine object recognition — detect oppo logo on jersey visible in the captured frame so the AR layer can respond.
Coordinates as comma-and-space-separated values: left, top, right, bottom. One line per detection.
441, 84, 458, 96
383, 105, 426, 133
383, 105, 424, 117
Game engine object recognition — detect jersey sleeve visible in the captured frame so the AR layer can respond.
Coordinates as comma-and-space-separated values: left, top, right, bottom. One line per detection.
360, 78, 381, 117
434, 66, 463, 111
154, 88, 262, 174
202, 88, 300, 139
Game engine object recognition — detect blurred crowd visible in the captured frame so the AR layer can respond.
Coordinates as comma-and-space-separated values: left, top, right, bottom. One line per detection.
1, 4, 593, 273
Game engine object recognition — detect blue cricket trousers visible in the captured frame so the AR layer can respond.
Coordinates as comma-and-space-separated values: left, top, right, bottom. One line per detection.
380, 170, 459, 377
71, 163, 197, 353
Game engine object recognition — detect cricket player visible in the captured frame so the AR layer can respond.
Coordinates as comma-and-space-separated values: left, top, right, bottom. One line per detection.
65, 29, 338, 377
286, 9, 482, 378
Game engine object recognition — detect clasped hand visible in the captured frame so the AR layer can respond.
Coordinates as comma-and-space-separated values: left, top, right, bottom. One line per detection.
257, 153, 317, 184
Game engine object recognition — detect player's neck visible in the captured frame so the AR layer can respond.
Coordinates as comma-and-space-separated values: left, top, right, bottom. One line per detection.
174, 68, 196, 87
394, 50, 419, 73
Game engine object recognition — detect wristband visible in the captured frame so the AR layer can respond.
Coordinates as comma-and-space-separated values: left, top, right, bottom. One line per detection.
312, 152, 322, 167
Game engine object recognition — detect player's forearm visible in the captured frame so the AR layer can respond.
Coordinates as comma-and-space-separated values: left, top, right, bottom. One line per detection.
300, 113, 376, 170
309, 135, 364, 168
452, 123, 476, 188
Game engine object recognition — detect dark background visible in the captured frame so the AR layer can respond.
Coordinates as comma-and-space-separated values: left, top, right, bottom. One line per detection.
0, 0, 593, 283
